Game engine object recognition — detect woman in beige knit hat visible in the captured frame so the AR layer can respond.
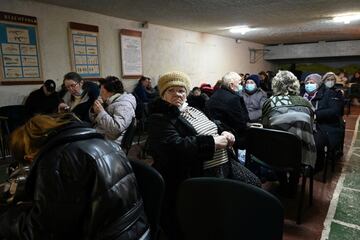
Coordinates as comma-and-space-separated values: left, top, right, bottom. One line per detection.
147, 70, 261, 240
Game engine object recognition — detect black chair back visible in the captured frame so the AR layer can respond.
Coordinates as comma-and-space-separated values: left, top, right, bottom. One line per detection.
130, 160, 165, 240
246, 127, 313, 224
0, 105, 26, 161
120, 118, 136, 155
177, 177, 284, 240
0, 105, 26, 134
246, 127, 302, 171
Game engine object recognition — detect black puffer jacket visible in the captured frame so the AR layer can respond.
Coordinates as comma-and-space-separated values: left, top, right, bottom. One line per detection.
0, 123, 149, 240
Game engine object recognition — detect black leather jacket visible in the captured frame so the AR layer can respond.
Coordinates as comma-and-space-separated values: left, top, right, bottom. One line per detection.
0, 123, 149, 240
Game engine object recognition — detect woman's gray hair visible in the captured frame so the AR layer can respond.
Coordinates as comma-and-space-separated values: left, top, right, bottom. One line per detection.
272, 70, 300, 96
304, 73, 322, 86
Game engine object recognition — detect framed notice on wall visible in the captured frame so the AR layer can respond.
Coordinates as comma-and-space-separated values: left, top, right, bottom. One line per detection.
120, 29, 142, 78
68, 22, 101, 79
0, 11, 43, 85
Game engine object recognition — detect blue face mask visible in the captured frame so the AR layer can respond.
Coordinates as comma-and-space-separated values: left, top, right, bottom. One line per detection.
238, 85, 243, 92
325, 81, 335, 88
245, 83, 256, 92
305, 83, 317, 93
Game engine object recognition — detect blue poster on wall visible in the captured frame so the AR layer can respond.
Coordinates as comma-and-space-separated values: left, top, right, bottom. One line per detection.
69, 22, 101, 78
0, 11, 42, 83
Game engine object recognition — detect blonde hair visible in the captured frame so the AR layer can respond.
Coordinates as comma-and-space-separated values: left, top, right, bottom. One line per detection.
322, 72, 338, 82
10, 113, 78, 162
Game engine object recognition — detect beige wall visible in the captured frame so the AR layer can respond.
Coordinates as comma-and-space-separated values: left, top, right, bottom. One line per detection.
0, 0, 273, 106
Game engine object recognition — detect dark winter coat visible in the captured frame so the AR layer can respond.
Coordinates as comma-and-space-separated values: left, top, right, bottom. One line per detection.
148, 99, 216, 195
24, 87, 61, 119
308, 85, 345, 149
0, 123, 149, 240
205, 87, 250, 149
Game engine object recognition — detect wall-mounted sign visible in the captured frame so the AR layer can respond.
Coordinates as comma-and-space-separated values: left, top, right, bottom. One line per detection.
69, 22, 101, 79
0, 11, 43, 85
120, 29, 142, 78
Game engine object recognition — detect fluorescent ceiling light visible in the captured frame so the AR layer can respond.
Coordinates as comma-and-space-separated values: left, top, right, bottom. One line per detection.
333, 13, 360, 24
228, 26, 253, 35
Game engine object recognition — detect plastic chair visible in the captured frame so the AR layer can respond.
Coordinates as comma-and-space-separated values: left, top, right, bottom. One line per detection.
130, 160, 165, 240
177, 177, 284, 240
245, 127, 313, 224
120, 117, 137, 155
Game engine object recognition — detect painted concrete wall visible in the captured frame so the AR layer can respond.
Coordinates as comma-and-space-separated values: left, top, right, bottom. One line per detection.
0, 0, 272, 106
265, 40, 360, 60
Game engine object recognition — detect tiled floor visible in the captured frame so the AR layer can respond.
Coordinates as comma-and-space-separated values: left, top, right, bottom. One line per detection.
281, 106, 360, 240
321, 113, 360, 240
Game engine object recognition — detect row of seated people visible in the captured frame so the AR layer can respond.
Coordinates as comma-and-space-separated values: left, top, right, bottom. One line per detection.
188, 71, 344, 167
146, 70, 345, 238
0, 69, 345, 239
24, 72, 137, 146
0, 73, 148, 238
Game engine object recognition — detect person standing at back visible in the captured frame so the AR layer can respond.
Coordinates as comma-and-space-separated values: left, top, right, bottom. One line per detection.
24, 79, 60, 119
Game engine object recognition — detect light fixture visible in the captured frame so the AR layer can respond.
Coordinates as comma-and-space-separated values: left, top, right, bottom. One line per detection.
333, 13, 360, 24
228, 26, 253, 35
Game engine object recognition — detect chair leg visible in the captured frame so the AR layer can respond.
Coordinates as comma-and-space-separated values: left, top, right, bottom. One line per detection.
136, 120, 143, 145
309, 168, 313, 206
0, 134, 4, 160
331, 150, 336, 172
322, 147, 328, 183
297, 174, 307, 224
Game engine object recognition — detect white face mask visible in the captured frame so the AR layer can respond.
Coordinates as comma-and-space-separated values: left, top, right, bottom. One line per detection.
325, 81, 335, 88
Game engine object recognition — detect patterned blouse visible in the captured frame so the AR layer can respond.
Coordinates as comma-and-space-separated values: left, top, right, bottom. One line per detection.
180, 106, 228, 170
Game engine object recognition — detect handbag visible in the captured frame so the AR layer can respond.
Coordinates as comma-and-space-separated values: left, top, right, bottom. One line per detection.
0, 164, 30, 205
227, 148, 262, 187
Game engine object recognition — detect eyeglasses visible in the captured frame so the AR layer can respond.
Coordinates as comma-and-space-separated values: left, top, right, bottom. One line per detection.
166, 88, 186, 95
65, 82, 79, 90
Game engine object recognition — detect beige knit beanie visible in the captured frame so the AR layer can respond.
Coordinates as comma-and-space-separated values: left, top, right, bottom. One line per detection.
158, 71, 190, 96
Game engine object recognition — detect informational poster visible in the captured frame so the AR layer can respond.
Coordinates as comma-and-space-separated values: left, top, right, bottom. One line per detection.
120, 29, 142, 78
0, 11, 43, 84
68, 22, 100, 78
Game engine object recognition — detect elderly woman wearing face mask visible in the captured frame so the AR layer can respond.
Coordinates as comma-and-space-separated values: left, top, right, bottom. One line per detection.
321, 72, 345, 158
240, 74, 267, 123
147, 71, 260, 240
303, 73, 344, 171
